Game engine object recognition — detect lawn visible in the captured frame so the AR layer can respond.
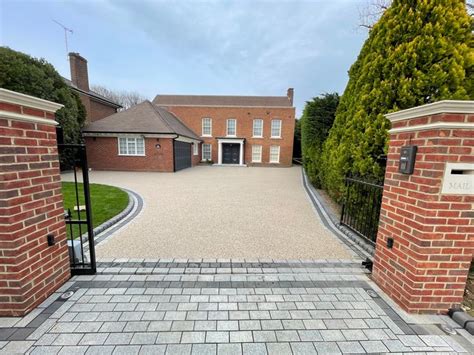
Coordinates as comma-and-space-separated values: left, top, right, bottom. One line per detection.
61, 182, 129, 239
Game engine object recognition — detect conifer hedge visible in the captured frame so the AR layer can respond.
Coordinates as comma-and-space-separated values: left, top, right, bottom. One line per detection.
320, 0, 473, 201
301, 93, 339, 188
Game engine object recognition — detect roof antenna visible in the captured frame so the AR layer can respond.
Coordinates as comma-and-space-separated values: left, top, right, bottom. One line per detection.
53, 19, 73, 61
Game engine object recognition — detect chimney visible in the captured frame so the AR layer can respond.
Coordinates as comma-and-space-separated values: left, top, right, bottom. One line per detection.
69, 52, 89, 91
287, 88, 294, 105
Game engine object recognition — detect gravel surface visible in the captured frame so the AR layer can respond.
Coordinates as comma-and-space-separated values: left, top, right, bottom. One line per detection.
63, 166, 352, 259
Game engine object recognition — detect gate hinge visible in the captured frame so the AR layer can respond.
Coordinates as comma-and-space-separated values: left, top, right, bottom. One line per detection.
362, 258, 373, 272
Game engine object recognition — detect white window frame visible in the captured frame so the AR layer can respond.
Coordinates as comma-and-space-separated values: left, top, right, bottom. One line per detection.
253, 119, 263, 138
193, 142, 199, 155
271, 119, 282, 138
269, 145, 280, 163
226, 118, 237, 137
118, 137, 145, 156
202, 118, 212, 137
202, 143, 212, 161
252, 145, 262, 163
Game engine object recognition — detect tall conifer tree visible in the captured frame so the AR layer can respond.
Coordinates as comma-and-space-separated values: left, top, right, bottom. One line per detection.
321, 0, 473, 200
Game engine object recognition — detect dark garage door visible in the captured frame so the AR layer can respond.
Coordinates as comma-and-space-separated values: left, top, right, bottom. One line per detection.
174, 141, 192, 172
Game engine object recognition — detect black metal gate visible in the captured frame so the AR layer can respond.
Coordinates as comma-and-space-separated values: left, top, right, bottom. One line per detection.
340, 177, 383, 246
174, 141, 192, 171
58, 144, 96, 275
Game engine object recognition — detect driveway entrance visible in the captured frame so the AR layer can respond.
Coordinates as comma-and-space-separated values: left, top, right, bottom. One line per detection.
81, 166, 352, 259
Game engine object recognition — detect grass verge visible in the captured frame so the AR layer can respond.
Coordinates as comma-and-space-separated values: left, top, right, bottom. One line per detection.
62, 182, 129, 239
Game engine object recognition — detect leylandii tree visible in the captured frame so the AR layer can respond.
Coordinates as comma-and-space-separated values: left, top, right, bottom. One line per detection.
320, 0, 473, 201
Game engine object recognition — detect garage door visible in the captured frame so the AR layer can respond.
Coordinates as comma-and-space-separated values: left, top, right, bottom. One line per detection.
174, 141, 192, 172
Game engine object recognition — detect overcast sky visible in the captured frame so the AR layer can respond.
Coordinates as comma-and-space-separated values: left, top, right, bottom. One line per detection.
1, 0, 368, 116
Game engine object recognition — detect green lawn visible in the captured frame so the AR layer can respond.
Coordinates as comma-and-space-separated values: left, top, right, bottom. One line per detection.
61, 182, 129, 239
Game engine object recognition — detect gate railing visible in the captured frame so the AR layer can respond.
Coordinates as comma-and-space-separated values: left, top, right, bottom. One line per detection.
340, 176, 383, 246
58, 144, 96, 275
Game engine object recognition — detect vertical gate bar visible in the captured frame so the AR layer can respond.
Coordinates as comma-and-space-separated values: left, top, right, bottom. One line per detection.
81, 145, 96, 273
68, 208, 76, 266
340, 177, 349, 225
72, 156, 85, 265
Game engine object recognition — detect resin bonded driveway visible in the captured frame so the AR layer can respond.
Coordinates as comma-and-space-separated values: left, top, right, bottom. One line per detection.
77, 166, 353, 259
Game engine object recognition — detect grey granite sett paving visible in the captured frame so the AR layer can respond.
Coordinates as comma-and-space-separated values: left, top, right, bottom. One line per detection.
1, 260, 471, 354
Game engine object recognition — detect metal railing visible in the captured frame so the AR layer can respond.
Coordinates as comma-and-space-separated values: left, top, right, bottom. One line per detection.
340, 177, 383, 246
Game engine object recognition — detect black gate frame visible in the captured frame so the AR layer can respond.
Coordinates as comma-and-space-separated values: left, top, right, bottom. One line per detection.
340, 176, 384, 246
58, 144, 96, 275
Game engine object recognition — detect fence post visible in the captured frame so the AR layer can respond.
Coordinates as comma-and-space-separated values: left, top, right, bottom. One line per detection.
0, 89, 70, 316
372, 100, 474, 314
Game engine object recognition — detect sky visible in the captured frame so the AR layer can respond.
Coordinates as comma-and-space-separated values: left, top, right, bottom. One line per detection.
1, 0, 368, 116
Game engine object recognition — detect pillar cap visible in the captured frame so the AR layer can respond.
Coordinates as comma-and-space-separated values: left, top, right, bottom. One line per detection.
0, 88, 64, 113
385, 100, 474, 122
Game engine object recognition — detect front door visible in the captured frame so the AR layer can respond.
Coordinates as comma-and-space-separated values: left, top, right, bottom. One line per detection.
222, 143, 240, 164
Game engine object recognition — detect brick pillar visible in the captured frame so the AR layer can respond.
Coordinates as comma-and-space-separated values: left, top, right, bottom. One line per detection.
0, 89, 70, 317
373, 100, 474, 314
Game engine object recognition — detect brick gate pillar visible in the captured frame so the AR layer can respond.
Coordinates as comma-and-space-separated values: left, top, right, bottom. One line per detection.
0, 89, 71, 317
372, 100, 474, 314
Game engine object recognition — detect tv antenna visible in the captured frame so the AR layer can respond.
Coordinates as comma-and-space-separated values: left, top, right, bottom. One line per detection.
53, 19, 73, 60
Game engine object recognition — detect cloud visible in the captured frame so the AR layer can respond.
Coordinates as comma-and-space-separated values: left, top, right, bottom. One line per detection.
101, 0, 358, 91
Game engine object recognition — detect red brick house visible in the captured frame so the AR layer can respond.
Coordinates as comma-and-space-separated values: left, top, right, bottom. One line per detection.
83, 89, 295, 171
65, 53, 121, 123
83, 101, 201, 172
154, 89, 295, 166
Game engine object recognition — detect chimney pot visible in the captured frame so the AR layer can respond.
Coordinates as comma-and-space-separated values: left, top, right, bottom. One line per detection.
287, 88, 294, 106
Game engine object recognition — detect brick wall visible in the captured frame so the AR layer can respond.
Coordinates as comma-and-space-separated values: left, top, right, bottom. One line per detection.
85, 136, 175, 172
165, 106, 295, 166
89, 99, 119, 122
373, 102, 474, 314
0, 89, 70, 316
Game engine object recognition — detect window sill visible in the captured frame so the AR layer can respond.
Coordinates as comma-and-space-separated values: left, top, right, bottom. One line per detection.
269, 161, 280, 164
118, 154, 146, 157
251, 136, 263, 139
201, 135, 212, 138
270, 137, 282, 139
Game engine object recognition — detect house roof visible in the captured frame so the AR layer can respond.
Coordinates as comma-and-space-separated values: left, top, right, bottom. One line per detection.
153, 94, 293, 108
63, 77, 122, 108
82, 100, 200, 140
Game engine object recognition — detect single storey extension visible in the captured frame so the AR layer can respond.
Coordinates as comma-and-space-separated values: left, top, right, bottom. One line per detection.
82, 89, 295, 172
83, 101, 201, 172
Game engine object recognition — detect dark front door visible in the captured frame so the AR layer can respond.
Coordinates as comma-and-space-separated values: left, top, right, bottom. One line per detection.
222, 143, 240, 164
174, 141, 192, 171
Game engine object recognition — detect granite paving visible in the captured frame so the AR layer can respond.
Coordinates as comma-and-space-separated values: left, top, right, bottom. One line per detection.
1, 259, 472, 354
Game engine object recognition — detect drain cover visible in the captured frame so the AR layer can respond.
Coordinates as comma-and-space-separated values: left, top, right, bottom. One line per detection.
366, 290, 379, 298
439, 324, 457, 335
60, 291, 74, 300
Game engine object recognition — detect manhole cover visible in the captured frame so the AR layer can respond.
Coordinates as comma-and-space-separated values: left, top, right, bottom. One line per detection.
60, 291, 74, 300
439, 324, 457, 335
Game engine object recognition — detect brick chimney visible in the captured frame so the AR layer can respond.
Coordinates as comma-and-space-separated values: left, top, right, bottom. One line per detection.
287, 88, 294, 105
69, 52, 89, 92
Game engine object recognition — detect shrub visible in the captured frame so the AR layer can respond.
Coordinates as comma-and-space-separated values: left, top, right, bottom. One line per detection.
320, 0, 473, 201
0, 47, 86, 144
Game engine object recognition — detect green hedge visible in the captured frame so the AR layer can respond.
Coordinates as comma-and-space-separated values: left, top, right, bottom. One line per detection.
301, 93, 339, 188
320, 0, 473, 201
0, 47, 86, 144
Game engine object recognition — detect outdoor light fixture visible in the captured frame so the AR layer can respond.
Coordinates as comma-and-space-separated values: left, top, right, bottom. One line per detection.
155, 144, 161, 149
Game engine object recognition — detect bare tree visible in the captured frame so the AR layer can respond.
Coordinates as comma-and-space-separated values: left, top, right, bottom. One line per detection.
358, 0, 392, 30
92, 85, 148, 111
